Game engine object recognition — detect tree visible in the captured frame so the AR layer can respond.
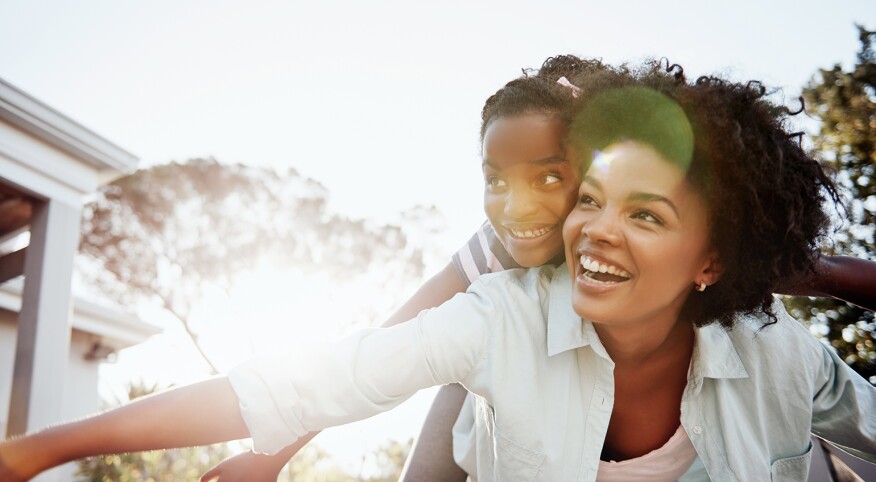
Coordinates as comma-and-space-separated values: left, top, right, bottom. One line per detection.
784, 25, 875, 382
78, 158, 426, 373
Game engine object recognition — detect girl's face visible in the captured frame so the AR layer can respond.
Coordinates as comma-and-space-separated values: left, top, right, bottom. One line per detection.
482, 115, 579, 268
563, 141, 720, 328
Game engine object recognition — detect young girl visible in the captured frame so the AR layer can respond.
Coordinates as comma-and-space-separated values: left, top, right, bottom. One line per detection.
2, 60, 875, 482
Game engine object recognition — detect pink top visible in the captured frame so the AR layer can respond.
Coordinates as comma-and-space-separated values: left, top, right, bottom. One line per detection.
597, 424, 698, 482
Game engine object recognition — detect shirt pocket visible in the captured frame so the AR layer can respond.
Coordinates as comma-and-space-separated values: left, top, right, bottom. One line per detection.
493, 429, 545, 481
482, 402, 545, 481
770, 442, 812, 482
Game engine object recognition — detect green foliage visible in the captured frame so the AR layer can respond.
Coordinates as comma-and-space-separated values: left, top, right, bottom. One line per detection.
76, 440, 412, 482
784, 25, 876, 382
75, 446, 233, 482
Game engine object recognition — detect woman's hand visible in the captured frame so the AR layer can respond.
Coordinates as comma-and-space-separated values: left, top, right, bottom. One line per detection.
0, 442, 30, 482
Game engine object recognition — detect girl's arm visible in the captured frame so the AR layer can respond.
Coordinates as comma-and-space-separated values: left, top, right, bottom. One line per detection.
399, 383, 469, 482
382, 262, 466, 327
780, 255, 876, 311
201, 262, 466, 482
0, 378, 248, 482
810, 256, 876, 311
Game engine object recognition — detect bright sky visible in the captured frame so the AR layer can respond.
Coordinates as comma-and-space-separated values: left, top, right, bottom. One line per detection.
1, 0, 872, 243
2, 0, 873, 473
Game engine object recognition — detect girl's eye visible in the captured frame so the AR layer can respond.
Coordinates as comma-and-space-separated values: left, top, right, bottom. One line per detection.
542, 174, 562, 185
486, 176, 507, 189
578, 194, 599, 208
632, 210, 664, 225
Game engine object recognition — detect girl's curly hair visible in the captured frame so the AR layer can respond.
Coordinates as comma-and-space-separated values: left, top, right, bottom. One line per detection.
567, 59, 840, 329
479, 55, 612, 141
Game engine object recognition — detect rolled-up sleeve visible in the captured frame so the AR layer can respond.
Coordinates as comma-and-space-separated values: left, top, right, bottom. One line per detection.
810, 336, 876, 463
228, 284, 500, 454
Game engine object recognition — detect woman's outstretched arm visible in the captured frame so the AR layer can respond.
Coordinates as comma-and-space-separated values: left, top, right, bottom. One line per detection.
200, 262, 467, 482
0, 378, 248, 482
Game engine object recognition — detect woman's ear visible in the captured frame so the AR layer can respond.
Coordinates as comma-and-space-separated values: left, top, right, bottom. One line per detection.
699, 251, 724, 287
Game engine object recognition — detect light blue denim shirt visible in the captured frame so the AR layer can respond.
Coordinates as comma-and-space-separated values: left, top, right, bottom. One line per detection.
229, 265, 876, 481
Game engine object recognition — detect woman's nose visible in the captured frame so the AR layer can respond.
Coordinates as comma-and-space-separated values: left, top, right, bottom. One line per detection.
583, 210, 622, 245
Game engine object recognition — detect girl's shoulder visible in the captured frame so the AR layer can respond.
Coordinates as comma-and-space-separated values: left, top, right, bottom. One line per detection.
452, 222, 520, 287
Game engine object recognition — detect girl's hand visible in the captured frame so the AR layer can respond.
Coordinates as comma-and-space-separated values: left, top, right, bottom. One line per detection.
200, 431, 316, 482
200, 450, 285, 482
778, 255, 876, 311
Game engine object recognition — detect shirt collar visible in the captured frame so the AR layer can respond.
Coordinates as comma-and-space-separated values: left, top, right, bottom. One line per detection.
546, 265, 748, 380
547, 266, 603, 357
690, 323, 749, 381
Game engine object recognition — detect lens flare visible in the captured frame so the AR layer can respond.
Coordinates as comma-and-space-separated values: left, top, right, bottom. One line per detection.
571, 86, 694, 174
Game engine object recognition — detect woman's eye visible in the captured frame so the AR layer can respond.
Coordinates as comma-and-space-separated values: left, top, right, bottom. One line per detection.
578, 194, 599, 207
632, 210, 664, 225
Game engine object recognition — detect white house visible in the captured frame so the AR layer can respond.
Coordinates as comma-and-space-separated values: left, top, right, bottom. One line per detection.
0, 78, 160, 481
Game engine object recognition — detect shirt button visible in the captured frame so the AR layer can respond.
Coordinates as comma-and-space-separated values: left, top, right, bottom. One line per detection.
693, 426, 703, 435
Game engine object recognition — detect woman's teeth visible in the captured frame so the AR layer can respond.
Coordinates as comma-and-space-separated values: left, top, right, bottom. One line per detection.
508, 225, 554, 239
579, 255, 631, 282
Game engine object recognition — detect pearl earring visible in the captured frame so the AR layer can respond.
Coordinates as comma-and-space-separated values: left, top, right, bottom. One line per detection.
696, 281, 706, 292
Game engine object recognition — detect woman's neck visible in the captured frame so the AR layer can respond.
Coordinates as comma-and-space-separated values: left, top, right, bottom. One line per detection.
594, 315, 694, 367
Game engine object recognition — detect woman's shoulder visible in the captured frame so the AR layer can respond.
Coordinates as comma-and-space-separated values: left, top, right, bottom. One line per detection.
723, 297, 830, 373
470, 264, 562, 293
463, 265, 565, 330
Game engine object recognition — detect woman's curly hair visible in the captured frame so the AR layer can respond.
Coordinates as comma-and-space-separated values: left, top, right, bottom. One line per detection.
567, 59, 840, 329
479, 55, 612, 141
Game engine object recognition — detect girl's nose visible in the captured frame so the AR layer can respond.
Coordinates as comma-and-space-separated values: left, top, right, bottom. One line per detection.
503, 187, 538, 219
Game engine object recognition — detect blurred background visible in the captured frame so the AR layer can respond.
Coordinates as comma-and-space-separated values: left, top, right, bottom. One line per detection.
0, 0, 873, 480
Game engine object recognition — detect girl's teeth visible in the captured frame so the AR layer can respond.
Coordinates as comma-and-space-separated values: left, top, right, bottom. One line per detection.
510, 226, 553, 239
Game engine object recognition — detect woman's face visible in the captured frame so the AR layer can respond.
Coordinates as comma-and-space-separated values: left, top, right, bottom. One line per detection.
563, 141, 719, 328
482, 115, 579, 268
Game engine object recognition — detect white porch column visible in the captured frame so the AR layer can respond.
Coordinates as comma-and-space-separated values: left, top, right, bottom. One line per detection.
7, 198, 80, 438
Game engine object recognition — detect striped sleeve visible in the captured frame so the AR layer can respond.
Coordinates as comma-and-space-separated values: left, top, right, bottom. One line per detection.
451, 222, 521, 287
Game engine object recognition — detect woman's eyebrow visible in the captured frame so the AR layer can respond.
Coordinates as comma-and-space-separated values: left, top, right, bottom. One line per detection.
582, 175, 603, 191
583, 176, 680, 217
628, 192, 679, 217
